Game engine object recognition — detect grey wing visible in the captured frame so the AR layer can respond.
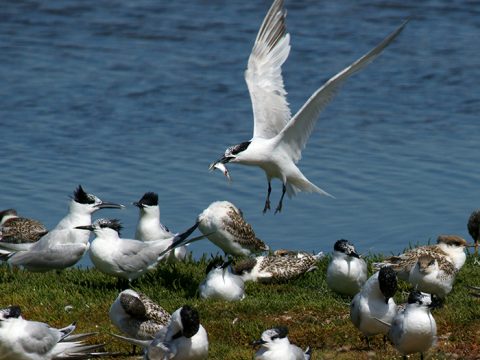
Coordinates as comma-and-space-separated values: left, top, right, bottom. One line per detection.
115, 241, 162, 272
278, 20, 408, 163
19, 321, 60, 355
9, 244, 86, 270
350, 294, 362, 329
388, 312, 405, 347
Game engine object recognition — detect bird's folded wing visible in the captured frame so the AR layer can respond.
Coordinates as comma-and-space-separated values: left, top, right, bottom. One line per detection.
278, 19, 408, 163
245, 0, 291, 139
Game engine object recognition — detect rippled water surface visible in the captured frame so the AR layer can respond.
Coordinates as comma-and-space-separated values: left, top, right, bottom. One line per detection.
1, 0, 479, 267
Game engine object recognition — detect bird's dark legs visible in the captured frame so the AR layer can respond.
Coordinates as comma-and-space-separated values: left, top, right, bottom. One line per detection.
263, 181, 272, 214
275, 183, 287, 214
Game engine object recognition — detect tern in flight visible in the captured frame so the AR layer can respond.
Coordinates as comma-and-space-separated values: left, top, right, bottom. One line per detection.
209, 0, 408, 213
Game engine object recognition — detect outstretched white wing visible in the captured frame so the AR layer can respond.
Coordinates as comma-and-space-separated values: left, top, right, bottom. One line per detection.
245, 0, 291, 139
278, 20, 408, 162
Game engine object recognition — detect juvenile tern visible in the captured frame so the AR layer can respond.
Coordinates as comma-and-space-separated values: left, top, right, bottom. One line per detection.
350, 267, 398, 345
326, 239, 368, 296
0, 208, 48, 245
253, 326, 311, 360
209, 0, 408, 213
112, 305, 209, 360
0, 185, 124, 271
408, 254, 457, 298
110, 289, 171, 340
199, 257, 245, 301
0, 305, 110, 359
233, 250, 321, 283
373, 235, 469, 280
76, 218, 198, 282
162, 201, 268, 258
387, 290, 441, 359
134, 192, 188, 261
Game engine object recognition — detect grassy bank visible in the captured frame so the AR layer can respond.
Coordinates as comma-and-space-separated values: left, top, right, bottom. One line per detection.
1, 253, 479, 359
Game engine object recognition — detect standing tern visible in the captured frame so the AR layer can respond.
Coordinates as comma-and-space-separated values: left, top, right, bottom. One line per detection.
373, 235, 469, 280
0, 185, 124, 271
326, 239, 367, 296
386, 290, 442, 359
134, 192, 188, 261
76, 218, 198, 282
467, 209, 480, 255
350, 266, 398, 346
209, 0, 408, 213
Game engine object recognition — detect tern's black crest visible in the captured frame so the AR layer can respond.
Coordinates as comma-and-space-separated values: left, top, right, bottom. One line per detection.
407, 289, 424, 305
468, 209, 480, 241
98, 218, 123, 234
334, 239, 359, 258
226, 141, 251, 156
73, 185, 95, 204
378, 266, 397, 302
205, 256, 225, 274
138, 192, 158, 207
180, 305, 200, 338
0, 305, 22, 319
271, 326, 289, 340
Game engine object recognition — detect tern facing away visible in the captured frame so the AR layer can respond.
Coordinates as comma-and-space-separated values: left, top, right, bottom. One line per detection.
209, 0, 408, 213
199, 258, 245, 301
0, 185, 124, 272
112, 305, 209, 360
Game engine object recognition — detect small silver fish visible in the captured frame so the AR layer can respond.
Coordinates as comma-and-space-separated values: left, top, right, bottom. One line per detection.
209, 162, 232, 182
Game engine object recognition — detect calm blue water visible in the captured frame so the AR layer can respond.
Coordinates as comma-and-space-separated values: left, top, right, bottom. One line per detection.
1, 0, 479, 267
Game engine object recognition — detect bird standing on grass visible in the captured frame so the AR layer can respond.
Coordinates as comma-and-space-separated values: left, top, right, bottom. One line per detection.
0, 185, 124, 271
326, 239, 367, 296
386, 290, 441, 359
76, 218, 198, 282
373, 235, 470, 280
134, 191, 188, 261
162, 201, 268, 258
209, 0, 408, 213
350, 266, 398, 346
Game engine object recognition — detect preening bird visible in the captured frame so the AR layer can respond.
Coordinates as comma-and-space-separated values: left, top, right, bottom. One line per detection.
209, 0, 408, 213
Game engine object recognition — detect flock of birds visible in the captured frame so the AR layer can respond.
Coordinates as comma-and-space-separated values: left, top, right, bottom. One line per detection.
1, 0, 478, 359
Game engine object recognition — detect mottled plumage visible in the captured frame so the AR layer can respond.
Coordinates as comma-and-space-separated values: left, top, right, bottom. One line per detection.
373, 235, 468, 280
197, 201, 268, 256
233, 251, 321, 283
0, 209, 48, 244
110, 289, 170, 340
408, 254, 457, 298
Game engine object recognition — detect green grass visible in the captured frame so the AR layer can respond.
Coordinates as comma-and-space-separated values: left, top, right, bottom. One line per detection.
1, 253, 479, 359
